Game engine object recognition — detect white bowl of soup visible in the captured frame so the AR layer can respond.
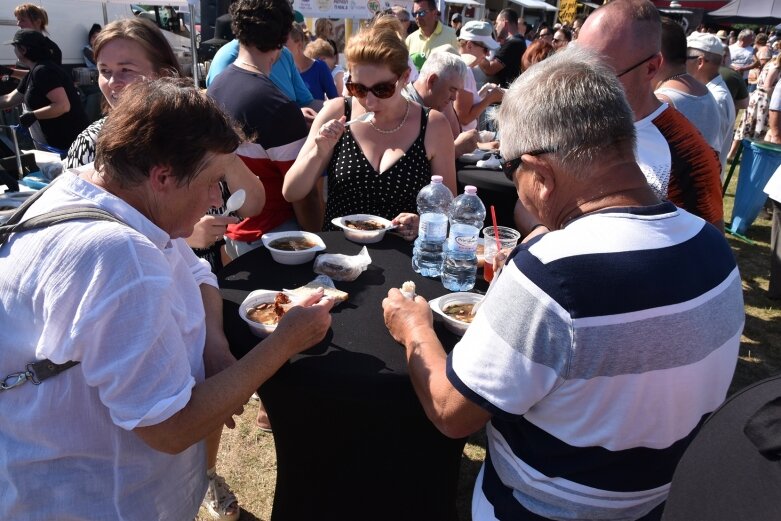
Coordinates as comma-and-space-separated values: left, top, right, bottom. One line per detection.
430, 292, 484, 336
331, 214, 394, 244
240, 290, 302, 337
261, 231, 326, 265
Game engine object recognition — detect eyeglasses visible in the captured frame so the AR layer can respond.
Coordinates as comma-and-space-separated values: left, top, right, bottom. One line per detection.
686, 55, 702, 60
345, 78, 398, 99
413, 9, 430, 17
616, 52, 658, 77
502, 148, 554, 181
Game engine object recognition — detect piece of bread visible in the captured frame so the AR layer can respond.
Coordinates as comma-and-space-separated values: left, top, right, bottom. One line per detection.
289, 280, 349, 303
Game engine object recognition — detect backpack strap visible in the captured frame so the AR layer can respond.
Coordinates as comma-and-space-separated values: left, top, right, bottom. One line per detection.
0, 184, 130, 392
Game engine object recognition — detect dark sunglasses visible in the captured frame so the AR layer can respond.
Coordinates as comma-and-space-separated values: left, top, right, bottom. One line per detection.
345, 79, 398, 99
413, 9, 430, 17
502, 148, 554, 181
616, 52, 658, 77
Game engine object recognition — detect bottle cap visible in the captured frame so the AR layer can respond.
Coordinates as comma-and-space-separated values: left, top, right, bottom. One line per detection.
431, 175, 443, 183
465, 185, 477, 195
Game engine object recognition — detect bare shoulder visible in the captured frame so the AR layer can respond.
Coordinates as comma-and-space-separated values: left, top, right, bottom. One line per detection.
425, 109, 453, 137
319, 97, 347, 119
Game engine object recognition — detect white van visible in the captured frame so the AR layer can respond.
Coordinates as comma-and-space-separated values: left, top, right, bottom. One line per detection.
0, 1, 194, 67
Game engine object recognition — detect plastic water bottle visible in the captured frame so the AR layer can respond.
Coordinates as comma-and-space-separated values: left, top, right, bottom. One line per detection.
412, 175, 453, 277
441, 186, 486, 291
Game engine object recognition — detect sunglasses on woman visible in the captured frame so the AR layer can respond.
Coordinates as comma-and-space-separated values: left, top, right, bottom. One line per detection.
345, 78, 398, 99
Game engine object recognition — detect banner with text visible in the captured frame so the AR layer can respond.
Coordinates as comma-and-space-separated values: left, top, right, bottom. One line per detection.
294, 0, 413, 19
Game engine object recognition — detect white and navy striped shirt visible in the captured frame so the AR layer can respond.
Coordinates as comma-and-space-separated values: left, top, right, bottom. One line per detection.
448, 202, 743, 521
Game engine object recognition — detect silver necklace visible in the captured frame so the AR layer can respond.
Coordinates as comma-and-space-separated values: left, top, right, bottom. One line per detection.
369, 99, 410, 134
663, 72, 688, 83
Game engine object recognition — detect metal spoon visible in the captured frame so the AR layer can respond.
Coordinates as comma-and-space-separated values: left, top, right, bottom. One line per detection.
344, 111, 374, 127
222, 189, 246, 216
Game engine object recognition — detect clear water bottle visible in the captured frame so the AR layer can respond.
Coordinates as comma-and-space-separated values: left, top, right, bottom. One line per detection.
441, 185, 486, 291
412, 175, 453, 277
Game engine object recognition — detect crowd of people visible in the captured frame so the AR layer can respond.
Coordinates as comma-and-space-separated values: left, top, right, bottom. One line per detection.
0, 0, 756, 519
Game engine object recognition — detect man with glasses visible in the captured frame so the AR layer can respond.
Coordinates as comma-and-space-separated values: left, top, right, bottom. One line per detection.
405, 0, 458, 71
383, 45, 742, 521
552, 27, 571, 50
578, 0, 724, 231
479, 8, 526, 88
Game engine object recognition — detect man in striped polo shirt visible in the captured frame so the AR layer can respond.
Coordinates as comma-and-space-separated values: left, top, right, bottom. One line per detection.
383, 46, 743, 521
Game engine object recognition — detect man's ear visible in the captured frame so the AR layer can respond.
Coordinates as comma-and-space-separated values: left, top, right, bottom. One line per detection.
426, 73, 438, 92
522, 154, 556, 202
148, 164, 175, 193
645, 53, 663, 83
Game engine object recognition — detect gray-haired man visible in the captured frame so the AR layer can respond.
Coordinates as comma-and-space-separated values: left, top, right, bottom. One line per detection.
403, 51, 478, 155
729, 29, 759, 81
383, 45, 743, 521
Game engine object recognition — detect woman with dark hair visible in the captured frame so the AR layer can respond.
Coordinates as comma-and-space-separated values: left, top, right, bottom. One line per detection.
0, 76, 334, 520
208, 0, 322, 259
63, 19, 265, 520
65, 17, 182, 169
0, 29, 87, 152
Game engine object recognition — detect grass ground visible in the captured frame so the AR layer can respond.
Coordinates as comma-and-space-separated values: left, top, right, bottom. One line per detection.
199, 173, 781, 521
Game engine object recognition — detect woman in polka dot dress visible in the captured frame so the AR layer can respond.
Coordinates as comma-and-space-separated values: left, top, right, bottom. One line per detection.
283, 17, 456, 241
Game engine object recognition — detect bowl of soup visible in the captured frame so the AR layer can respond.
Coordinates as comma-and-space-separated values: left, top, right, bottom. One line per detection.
240, 289, 303, 337
261, 231, 326, 265
429, 292, 484, 336
331, 214, 394, 244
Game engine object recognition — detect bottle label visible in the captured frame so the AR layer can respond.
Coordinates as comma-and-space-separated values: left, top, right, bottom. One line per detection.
447, 223, 479, 253
418, 213, 448, 241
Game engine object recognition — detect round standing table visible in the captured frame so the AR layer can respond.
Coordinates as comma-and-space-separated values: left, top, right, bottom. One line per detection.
219, 232, 487, 521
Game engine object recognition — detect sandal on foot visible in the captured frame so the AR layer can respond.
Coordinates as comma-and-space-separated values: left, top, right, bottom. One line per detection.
202, 471, 240, 521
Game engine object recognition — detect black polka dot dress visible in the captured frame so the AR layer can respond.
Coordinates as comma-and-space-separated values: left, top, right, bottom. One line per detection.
323, 97, 432, 230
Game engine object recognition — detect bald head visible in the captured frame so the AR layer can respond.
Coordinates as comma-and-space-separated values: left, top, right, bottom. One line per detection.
576, 0, 662, 120
577, 0, 661, 70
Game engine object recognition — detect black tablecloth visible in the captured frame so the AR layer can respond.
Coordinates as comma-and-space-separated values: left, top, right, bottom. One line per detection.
219, 232, 486, 521
457, 165, 518, 229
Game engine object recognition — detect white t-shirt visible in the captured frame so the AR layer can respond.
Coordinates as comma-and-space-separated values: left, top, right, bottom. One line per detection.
707, 74, 737, 175
729, 44, 755, 79
0, 169, 214, 520
461, 66, 480, 131
635, 103, 672, 198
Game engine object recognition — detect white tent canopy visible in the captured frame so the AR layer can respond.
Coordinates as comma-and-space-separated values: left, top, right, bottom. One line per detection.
445, 0, 482, 5
509, 0, 559, 12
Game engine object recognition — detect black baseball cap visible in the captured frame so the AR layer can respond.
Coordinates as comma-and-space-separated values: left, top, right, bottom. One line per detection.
4, 29, 48, 49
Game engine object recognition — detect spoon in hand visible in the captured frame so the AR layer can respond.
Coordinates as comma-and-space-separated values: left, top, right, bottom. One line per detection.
344, 111, 375, 127
222, 189, 246, 216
